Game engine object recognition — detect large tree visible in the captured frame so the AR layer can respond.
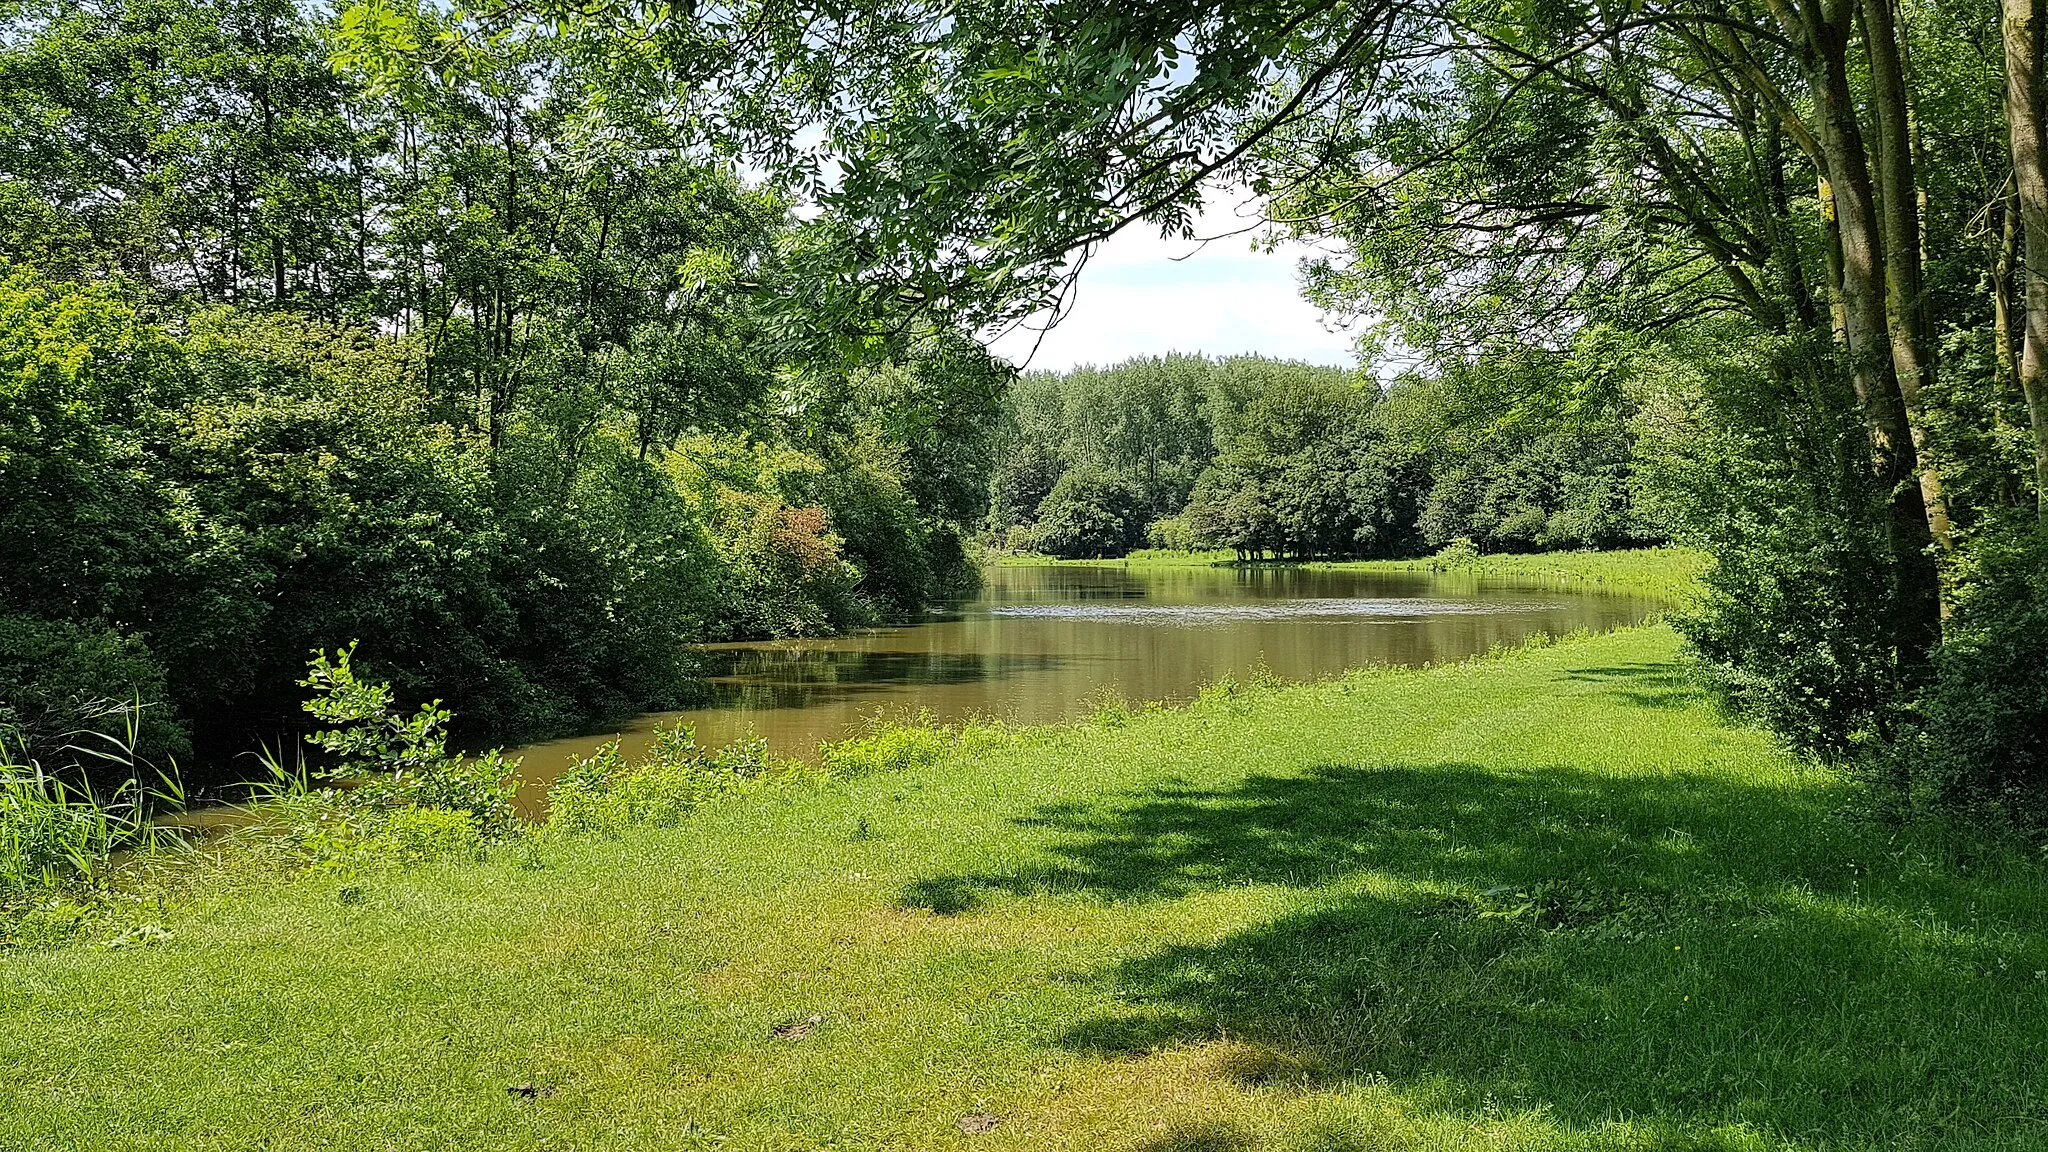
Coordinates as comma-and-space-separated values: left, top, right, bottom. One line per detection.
345, 0, 2046, 670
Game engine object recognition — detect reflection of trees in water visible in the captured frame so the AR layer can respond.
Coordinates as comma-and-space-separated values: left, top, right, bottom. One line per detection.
521, 571, 1662, 768
698, 651, 1069, 709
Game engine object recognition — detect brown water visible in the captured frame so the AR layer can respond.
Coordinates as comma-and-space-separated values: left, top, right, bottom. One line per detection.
509, 563, 1658, 795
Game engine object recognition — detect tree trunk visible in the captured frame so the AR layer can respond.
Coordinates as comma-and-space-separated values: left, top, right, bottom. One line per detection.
1806, 0, 1945, 660
1859, 0, 1953, 548
1994, 197, 2020, 412
2004, 0, 2048, 522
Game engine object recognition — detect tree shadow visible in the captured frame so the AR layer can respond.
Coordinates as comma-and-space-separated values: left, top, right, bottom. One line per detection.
901, 761, 2048, 1147
1559, 661, 1709, 711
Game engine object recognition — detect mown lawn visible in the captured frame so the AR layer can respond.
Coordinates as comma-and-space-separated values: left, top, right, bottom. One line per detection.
6, 625, 2046, 1151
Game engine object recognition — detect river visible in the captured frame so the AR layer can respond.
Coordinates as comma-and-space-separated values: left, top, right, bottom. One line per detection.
508, 562, 1658, 796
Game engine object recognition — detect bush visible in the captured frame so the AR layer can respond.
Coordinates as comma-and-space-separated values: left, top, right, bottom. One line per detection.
819, 714, 1011, 776
1640, 335, 1908, 757
299, 644, 520, 839
1030, 468, 1145, 558
0, 615, 188, 780
371, 806, 485, 863
1144, 515, 1196, 552
669, 437, 868, 638
1874, 534, 2048, 824
545, 723, 780, 834
1428, 537, 1482, 568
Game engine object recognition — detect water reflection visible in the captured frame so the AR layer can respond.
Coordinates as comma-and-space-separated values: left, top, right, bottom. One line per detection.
510, 563, 1657, 797
696, 650, 1072, 707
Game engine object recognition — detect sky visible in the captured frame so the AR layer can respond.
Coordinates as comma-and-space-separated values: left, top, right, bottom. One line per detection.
982, 201, 1360, 372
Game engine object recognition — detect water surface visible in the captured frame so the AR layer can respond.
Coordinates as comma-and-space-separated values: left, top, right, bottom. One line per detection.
510, 564, 1657, 795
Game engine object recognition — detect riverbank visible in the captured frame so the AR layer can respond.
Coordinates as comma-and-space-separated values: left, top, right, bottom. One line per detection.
992, 546, 1711, 605
8, 623, 2047, 1150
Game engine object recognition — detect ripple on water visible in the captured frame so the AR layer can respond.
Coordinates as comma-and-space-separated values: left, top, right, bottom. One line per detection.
985, 598, 1562, 624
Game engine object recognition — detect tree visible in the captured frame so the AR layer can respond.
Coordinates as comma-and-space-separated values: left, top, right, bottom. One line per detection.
1030, 468, 1147, 558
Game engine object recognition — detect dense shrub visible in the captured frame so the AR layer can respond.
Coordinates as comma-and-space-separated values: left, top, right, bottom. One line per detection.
1641, 336, 1911, 757
1144, 514, 1197, 552
0, 271, 182, 635
813, 445, 968, 614
671, 437, 866, 637
1877, 535, 2048, 823
158, 310, 536, 748
0, 268, 985, 775
0, 6, 1006, 796
0, 616, 187, 775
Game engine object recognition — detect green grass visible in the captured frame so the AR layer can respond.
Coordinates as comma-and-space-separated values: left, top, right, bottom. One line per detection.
6, 625, 2047, 1150
1314, 547, 1712, 604
995, 546, 1711, 603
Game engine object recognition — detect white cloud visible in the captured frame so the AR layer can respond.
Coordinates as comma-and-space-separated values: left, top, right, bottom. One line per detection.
983, 200, 1358, 371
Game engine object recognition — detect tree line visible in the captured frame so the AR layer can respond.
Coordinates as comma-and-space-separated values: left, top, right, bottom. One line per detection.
989, 352, 1653, 562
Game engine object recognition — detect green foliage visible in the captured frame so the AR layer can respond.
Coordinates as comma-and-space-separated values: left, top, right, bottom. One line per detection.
0, 616, 186, 777
1428, 537, 1482, 568
668, 437, 866, 637
989, 355, 1339, 554
1873, 533, 2048, 824
0, 3, 1005, 785
0, 270, 181, 653
370, 806, 485, 864
299, 644, 519, 839
545, 723, 784, 835
1028, 467, 1147, 559
992, 350, 1656, 563
1637, 334, 1912, 757
1143, 514, 1197, 552
1186, 369, 1378, 560
819, 713, 1013, 776
820, 723, 955, 777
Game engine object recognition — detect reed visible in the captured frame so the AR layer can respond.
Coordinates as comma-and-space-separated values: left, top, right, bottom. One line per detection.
0, 699, 183, 896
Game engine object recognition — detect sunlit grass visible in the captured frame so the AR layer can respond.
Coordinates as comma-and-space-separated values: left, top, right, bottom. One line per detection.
1314, 546, 1712, 604
994, 546, 1710, 605
4, 625, 2043, 1150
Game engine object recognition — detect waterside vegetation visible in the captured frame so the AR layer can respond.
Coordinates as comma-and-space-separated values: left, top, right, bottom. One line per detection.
8, 623, 2048, 1149
997, 545, 1713, 606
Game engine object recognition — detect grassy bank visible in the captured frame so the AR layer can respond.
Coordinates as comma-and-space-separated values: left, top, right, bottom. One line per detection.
994, 546, 1711, 604
6, 624, 2046, 1150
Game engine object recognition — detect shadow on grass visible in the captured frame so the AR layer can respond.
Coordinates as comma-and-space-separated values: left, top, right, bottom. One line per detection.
902, 755, 2048, 1148
1560, 661, 1711, 711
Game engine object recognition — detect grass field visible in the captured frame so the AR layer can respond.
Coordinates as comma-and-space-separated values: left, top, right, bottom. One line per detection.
6, 623, 2046, 1150
993, 546, 1712, 604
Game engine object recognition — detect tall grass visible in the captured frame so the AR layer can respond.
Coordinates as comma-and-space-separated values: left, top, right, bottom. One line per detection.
0, 699, 182, 898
